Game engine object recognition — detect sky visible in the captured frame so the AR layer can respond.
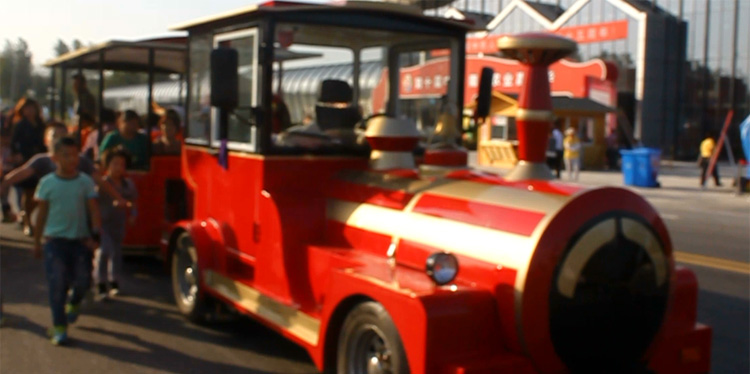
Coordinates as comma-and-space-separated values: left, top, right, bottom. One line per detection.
1, 0, 283, 69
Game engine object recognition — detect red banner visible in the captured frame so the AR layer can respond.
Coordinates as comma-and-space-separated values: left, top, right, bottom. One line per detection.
400, 58, 451, 98
556, 19, 629, 44
373, 56, 616, 112
466, 19, 629, 54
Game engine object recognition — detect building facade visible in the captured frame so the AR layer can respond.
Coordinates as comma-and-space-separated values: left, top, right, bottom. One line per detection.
433, 0, 749, 159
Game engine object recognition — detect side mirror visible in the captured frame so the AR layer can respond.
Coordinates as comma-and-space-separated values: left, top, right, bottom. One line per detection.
475, 67, 494, 119
210, 48, 238, 110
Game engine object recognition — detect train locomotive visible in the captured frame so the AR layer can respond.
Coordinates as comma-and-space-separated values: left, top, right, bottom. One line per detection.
164, 2, 711, 373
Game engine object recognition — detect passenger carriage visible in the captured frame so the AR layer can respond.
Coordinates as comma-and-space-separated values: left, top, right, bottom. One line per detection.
45, 38, 187, 252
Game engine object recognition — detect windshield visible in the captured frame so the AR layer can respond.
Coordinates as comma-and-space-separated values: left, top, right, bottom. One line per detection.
186, 18, 464, 155
270, 22, 462, 154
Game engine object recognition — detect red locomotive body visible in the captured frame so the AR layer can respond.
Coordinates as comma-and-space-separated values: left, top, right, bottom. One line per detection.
164, 2, 711, 373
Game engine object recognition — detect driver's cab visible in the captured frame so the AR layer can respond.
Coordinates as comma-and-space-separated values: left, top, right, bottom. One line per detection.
178, 1, 467, 158
174, 2, 468, 299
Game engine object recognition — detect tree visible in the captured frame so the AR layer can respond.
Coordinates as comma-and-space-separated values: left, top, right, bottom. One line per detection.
54, 39, 70, 57
0, 39, 33, 103
14, 39, 33, 98
72, 39, 83, 51
0, 41, 14, 101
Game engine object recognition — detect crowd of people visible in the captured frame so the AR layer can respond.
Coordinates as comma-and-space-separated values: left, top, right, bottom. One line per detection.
0, 75, 182, 343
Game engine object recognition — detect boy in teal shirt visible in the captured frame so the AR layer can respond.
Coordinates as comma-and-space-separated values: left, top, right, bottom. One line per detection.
34, 137, 101, 345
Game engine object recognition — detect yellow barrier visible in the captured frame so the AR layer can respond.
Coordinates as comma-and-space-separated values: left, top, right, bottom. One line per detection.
479, 139, 518, 167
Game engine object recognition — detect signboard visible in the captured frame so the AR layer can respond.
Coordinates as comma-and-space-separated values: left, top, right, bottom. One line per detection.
466, 19, 629, 55
373, 56, 616, 111
400, 57, 451, 99
463, 56, 611, 100
556, 19, 629, 44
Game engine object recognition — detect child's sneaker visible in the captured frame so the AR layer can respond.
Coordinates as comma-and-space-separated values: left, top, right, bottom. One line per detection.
108, 281, 120, 297
48, 326, 68, 346
95, 283, 109, 301
65, 303, 80, 324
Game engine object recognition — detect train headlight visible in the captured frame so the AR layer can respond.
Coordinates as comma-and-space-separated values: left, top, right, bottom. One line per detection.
426, 253, 458, 285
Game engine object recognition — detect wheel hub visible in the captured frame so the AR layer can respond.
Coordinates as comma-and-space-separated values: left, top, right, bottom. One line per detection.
367, 355, 382, 374
350, 328, 393, 374
184, 267, 195, 285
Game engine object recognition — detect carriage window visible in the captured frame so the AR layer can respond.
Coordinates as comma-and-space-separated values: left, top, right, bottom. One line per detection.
186, 34, 212, 145
212, 28, 258, 152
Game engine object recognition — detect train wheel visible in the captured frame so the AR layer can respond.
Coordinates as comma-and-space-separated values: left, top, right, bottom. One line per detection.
171, 232, 208, 323
336, 302, 409, 374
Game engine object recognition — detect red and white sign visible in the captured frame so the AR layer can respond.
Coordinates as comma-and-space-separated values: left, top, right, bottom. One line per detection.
400, 58, 451, 98
372, 56, 616, 112
556, 19, 629, 44
462, 56, 612, 102
466, 19, 629, 55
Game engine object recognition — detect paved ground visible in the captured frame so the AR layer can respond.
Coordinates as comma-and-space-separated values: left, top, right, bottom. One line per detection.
0, 224, 318, 374
1, 159, 748, 373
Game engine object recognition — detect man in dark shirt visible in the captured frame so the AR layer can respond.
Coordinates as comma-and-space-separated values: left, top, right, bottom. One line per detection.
73, 73, 96, 120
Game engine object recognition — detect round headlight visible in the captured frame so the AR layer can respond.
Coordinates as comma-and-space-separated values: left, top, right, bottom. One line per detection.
426, 253, 459, 285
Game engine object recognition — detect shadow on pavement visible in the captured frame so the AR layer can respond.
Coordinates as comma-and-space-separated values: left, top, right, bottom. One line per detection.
0, 312, 51, 338
84, 295, 316, 365
74, 325, 298, 374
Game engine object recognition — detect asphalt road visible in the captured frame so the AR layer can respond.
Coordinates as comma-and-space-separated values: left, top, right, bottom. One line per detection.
1, 164, 748, 373
0, 223, 318, 374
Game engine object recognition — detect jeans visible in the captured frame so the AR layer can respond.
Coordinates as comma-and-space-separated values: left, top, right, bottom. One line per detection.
95, 228, 124, 284
43, 238, 92, 327
565, 157, 581, 181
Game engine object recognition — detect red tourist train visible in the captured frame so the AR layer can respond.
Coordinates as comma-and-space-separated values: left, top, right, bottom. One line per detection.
49, 1, 712, 373
158, 2, 711, 374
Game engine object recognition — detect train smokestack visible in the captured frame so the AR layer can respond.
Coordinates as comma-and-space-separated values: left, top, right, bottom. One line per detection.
497, 33, 577, 181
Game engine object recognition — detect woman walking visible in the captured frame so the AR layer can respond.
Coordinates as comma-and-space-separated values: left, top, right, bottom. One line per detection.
9, 98, 46, 235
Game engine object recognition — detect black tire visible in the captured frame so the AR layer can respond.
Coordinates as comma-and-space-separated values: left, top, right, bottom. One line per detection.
171, 231, 209, 323
336, 301, 409, 374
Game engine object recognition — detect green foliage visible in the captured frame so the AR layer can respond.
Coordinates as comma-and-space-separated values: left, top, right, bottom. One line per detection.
0, 39, 34, 103
54, 40, 70, 57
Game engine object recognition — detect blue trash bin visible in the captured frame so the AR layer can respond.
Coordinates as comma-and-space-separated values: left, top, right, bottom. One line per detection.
621, 148, 661, 187
620, 149, 637, 185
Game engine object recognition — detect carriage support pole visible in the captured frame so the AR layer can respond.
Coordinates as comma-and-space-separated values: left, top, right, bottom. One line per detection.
60, 67, 67, 123
146, 48, 155, 167
50, 68, 57, 120
98, 50, 105, 142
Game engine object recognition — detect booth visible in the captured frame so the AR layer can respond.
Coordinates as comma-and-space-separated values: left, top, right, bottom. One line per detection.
474, 91, 615, 169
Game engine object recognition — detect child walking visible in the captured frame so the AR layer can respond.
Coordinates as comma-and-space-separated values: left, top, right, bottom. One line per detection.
34, 136, 100, 345
95, 147, 137, 300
